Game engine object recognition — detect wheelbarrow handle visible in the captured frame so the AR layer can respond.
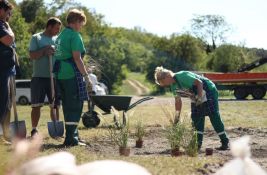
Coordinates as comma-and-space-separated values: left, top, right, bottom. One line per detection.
126, 96, 153, 111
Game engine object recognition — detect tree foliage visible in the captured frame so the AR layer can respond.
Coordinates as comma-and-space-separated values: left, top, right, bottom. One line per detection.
190, 14, 231, 51
9, 1, 265, 94
208, 44, 245, 72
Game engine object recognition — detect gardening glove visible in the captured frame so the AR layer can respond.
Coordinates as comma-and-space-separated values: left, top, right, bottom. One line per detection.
195, 90, 207, 106
174, 111, 180, 125
195, 95, 202, 106
84, 74, 93, 93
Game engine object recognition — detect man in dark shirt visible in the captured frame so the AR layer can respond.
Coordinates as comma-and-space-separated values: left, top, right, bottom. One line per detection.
0, 0, 15, 144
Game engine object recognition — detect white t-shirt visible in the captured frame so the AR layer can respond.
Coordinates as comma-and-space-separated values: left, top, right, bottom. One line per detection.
89, 73, 98, 92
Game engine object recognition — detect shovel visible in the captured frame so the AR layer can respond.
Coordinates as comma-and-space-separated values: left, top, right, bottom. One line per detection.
47, 55, 64, 138
10, 76, 27, 139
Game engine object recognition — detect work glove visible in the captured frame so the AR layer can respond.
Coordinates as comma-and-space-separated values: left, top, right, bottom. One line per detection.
195, 90, 207, 106
195, 95, 203, 106
84, 74, 93, 93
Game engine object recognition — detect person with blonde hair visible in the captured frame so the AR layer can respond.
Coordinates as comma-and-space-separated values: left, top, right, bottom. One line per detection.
53, 9, 92, 146
154, 66, 229, 150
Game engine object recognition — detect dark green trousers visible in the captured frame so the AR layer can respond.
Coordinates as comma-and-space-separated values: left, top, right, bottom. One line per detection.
191, 88, 229, 147
57, 78, 83, 145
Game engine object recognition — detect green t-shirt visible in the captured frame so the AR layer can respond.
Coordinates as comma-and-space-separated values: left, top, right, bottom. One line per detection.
170, 71, 215, 96
54, 27, 86, 79
29, 32, 57, 77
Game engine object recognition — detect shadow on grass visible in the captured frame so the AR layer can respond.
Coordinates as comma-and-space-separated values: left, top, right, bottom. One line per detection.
135, 149, 170, 156
41, 143, 67, 151
219, 98, 266, 102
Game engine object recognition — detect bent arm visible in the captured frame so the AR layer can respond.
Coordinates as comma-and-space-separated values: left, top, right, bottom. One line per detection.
193, 79, 203, 98
72, 51, 88, 76
29, 45, 55, 60
175, 96, 182, 112
0, 22, 15, 46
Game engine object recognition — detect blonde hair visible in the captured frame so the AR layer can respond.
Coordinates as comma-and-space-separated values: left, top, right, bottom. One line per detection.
154, 66, 172, 85
66, 9, 87, 25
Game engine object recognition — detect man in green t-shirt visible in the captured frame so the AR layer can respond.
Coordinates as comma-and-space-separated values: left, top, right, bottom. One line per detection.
154, 66, 229, 150
29, 17, 62, 137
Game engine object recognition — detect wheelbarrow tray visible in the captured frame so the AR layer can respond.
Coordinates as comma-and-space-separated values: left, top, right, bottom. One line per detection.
90, 95, 132, 113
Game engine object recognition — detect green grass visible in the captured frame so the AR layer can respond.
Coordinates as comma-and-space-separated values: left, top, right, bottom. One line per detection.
0, 99, 267, 175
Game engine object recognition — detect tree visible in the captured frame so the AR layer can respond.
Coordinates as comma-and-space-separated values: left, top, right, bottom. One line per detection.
19, 0, 45, 23
209, 44, 245, 72
190, 14, 231, 52
168, 34, 206, 70
9, 6, 32, 78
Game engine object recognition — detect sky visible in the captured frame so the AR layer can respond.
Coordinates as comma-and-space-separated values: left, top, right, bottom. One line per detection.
75, 0, 266, 49
16, 0, 267, 49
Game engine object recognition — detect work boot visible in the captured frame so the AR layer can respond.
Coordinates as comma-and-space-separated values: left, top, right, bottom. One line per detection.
77, 141, 87, 146
78, 137, 86, 144
31, 129, 38, 138
63, 140, 87, 147
216, 141, 229, 151
197, 144, 202, 151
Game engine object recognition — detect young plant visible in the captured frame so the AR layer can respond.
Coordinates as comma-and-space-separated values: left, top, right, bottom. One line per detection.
134, 120, 145, 141
161, 105, 198, 156
108, 106, 130, 148
108, 122, 130, 148
166, 122, 187, 151
186, 130, 198, 157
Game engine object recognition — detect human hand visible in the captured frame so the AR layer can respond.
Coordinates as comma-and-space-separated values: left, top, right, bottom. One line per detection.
195, 95, 203, 106
43, 45, 55, 56
84, 74, 93, 93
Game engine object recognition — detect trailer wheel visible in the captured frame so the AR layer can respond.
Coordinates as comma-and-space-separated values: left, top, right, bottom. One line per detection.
82, 111, 100, 128
251, 86, 266, 99
234, 87, 249, 99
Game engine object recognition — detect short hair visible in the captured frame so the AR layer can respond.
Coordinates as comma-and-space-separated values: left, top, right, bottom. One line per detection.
66, 9, 86, 25
46, 17, 62, 28
0, 0, 13, 11
154, 66, 172, 85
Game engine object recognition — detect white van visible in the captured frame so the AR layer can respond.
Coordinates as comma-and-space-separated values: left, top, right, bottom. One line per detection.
15, 79, 31, 105
15, 79, 49, 105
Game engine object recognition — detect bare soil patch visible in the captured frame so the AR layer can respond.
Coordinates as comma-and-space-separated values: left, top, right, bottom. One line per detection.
84, 96, 267, 174
84, 125, 267, 174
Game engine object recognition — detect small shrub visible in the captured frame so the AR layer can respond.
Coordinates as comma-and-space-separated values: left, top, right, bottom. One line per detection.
135, 120, 145, 141
186, 131, 198, 157
108, 107, 130, 148
161, 105, 198, 156
166, 122, 187, 150
108, 123, 130, 148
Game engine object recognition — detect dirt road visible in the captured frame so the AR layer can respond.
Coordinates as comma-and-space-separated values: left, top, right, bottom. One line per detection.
126, 79, 150, 95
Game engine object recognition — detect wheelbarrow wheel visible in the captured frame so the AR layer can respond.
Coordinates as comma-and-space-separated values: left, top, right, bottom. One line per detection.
82, 111, 100, 128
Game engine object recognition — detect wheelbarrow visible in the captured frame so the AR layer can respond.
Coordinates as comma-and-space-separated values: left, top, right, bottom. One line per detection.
82, 95, 153, 128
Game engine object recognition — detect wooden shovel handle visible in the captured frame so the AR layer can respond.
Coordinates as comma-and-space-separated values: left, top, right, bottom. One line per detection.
10, 76, 18, 122
49, 55, 56, 121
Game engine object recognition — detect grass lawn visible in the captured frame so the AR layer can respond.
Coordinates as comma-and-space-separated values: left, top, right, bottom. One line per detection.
0, 97, 266, 175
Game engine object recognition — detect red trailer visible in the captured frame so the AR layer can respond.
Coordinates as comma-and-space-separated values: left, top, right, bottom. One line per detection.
201, 57, 267, 99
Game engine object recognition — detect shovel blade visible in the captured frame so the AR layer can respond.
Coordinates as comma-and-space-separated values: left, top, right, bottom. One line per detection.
10, 120, 27, 139
47, 121, 64, 138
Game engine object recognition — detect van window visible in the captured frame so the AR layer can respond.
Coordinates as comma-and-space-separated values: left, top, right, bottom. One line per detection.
16, 81, 31, 88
